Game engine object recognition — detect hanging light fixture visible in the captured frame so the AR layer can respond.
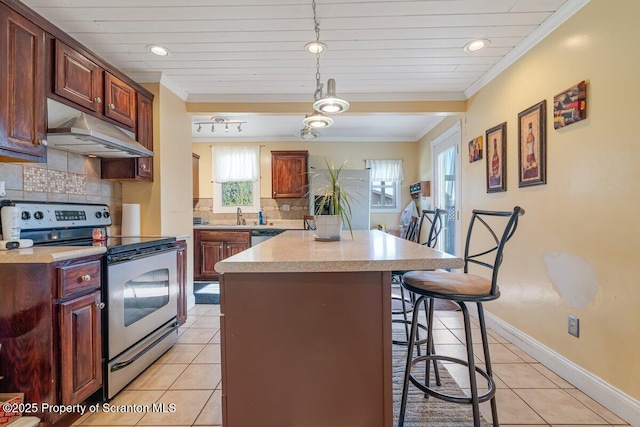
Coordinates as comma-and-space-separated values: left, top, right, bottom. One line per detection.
296, 126, 320, 140
303, 112, 333, 128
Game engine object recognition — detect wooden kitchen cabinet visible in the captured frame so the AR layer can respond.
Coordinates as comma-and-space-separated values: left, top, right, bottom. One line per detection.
271, 150, 308, 198
0, 254, 104, 425
104, 72, 136, 129
194, 229, 250, 281
176, 239, 188, 326
0, 3, 47, 162
101, 93, 154, 181
54, 39, 103, 113
193, 153, 200, 203
59, 291, 103, 405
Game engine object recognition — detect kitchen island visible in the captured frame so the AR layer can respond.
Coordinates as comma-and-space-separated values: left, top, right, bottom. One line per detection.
215, 230, 463, 427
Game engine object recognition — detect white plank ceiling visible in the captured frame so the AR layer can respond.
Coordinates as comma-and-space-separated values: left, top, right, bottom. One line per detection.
23, 0, 587, 142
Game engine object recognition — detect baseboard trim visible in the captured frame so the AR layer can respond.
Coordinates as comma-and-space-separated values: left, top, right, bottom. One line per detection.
478, 309, 640, 426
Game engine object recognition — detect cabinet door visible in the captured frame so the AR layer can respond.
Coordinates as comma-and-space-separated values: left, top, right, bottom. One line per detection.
54, 40, 103, 113
199, 241, 224, 279
135, 94, 153, 180
59, 291, 103, 405
0, 4, 46, 161
226, 241, 249, 258
104, 72, 136, 128
176, 240, 188, 326
192, 153, 200, 202
271, 151, 308, 198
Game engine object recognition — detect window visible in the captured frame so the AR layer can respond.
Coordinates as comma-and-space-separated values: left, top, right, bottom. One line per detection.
366, 159, 404, 212
212, 146, 260, 213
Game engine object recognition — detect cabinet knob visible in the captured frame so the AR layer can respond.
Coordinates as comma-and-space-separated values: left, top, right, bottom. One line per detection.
273, 191, 277, 196
96, 302, 106, 309
140, 164, 148, 171
37, 139, 48, 146
94, 97, 102, 103
109, 103, 115, 110
81, 274, 91, 282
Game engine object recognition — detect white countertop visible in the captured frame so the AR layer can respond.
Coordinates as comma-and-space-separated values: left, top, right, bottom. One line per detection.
0, 245, 107, 263
215, 229, 464, 273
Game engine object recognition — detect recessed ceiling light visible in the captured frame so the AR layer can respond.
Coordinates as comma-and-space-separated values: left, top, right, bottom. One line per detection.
146, 45, 170, 56
464, 39, 490, 52
305, 41, 327, 54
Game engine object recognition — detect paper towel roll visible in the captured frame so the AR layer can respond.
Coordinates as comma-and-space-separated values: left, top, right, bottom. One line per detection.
121, 203, 141, 236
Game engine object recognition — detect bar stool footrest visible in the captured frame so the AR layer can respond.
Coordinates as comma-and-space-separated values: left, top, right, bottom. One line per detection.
392, 319, 428, 346
408, 354, 496, 404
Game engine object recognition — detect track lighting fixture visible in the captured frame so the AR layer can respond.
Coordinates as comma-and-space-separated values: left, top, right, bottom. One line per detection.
194, 117, 247, 134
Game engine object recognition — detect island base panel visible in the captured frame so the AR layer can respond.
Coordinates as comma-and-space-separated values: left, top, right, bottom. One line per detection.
220, 271, 392, 427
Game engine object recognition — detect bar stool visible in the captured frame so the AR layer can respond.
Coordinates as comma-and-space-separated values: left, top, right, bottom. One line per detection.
398, 206, 524, 427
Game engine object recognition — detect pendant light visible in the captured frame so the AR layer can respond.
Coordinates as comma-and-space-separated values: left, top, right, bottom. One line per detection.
313, 78, 349, 113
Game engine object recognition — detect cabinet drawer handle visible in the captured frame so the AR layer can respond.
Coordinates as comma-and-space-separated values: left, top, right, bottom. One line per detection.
81, 274, 91, 282
37, 139, 48, 146
109, 103, 115, 109
96, 302, 106, 309
94, 97, 102, 103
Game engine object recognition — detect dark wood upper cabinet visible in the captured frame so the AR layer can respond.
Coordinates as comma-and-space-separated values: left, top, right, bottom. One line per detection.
271, 150, 308, 198
135, 93, 153, 180
0, 3, 47, 162
54, 39, 103, 113
104, 72, 136, 129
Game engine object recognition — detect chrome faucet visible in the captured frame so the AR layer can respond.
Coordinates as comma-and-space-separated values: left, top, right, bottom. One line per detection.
236, 207, 245, 225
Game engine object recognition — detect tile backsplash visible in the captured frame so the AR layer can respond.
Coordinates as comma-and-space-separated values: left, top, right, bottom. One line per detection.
0, 147, 123, 230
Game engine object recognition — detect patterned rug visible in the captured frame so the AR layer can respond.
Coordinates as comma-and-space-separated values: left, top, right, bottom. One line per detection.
392, 331, 491, 426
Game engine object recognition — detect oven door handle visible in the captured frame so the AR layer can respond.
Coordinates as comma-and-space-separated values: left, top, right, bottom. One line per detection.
110, 320, 179, 372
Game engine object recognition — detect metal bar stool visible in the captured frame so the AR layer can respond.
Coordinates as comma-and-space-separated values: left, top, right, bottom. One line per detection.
398, 206, 525, 427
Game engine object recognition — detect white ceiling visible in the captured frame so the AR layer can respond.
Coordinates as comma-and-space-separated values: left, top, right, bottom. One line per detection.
23, 0, 587, 142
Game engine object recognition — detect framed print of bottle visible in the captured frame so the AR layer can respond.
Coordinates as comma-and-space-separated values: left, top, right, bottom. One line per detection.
518, 100, 547, 187
485, 122, 507, 193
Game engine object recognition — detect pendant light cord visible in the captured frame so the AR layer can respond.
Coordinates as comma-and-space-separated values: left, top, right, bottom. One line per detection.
312, 0, 323, 101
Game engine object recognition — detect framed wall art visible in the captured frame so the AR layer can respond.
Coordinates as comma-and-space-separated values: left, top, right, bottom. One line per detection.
553, 80, 587, 129
518, 100, 547, 187
468, 136, 483, 163
485, 122, 507, 193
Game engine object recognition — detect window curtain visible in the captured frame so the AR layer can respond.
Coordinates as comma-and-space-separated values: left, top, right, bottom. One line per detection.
212, 146, 260, 183
365, 159, 404, 182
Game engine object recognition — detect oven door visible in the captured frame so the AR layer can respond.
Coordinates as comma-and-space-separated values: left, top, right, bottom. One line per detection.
107, 248, 178, 359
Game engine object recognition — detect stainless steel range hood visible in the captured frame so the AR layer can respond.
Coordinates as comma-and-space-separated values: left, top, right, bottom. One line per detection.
47, 100, 153, 159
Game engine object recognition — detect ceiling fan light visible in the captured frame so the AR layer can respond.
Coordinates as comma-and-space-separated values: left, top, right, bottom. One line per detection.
305, 41, 327, 54
303, 113, 333, 128
313, 78, 349, 113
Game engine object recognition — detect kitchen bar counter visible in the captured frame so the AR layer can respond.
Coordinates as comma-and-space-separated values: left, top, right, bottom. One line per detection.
0, 245, 106, 263
217, 230, 463, 427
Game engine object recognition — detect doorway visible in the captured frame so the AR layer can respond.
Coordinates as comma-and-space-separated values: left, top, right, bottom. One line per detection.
431, 121, 461, 257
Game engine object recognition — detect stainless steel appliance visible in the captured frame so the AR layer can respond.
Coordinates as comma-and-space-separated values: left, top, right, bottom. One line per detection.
0, 200, 178, 400
250, 228, 285, 245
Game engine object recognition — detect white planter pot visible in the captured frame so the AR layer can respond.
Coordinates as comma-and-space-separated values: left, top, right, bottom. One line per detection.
314, 215, 342, 240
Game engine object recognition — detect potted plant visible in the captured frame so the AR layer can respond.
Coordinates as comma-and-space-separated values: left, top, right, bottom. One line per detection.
311, 159, 354, 240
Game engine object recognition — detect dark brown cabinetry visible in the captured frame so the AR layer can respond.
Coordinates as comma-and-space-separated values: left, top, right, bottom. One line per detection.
193, 153, 200, 203
271, 150, 308, 198
0, 3, 47, 162
104, 72, 136, 129
194, 229, 250, 281
101, 93, 154, 181
177, 239, 188, 326
54, 39, 103, 113
0, 254, 104, 425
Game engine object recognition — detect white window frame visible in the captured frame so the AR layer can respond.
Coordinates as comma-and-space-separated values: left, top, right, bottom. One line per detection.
213, 180, 261, 213
371, 180, 401, 212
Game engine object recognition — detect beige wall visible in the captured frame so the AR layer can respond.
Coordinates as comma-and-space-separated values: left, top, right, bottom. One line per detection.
424, 0, 640, 399
192, 140, 419, 229
125, 82, 195, 307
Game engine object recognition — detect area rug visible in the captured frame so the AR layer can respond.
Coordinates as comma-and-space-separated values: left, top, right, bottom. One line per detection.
392, 330, 490, 426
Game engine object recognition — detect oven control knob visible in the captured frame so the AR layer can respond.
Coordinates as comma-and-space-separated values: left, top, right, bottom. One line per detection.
34, 211, 44, 220
21, 211, 31, 220
103, 212, 110, 218
95, 212, 102, 218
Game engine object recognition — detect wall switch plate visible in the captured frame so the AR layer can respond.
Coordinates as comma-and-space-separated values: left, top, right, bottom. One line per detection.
0, 181, 5, 197
568, 314, 579, 337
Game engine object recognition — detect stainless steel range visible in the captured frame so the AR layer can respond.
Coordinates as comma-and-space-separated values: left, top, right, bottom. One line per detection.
0, 200, 179, 400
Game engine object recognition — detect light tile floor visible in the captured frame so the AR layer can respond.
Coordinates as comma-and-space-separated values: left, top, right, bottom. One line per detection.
73, 305, 629, 426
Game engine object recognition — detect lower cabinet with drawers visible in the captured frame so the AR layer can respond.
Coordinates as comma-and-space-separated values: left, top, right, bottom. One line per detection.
0, 254, 104, 425
194, 229, 250, 281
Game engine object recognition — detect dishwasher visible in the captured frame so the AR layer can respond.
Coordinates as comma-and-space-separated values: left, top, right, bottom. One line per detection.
251, 229, 285, 245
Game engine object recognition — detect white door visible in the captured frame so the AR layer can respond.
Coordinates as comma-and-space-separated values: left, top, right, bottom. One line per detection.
431, 122, 462, 256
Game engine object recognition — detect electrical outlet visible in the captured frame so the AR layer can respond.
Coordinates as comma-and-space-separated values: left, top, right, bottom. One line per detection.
282, 204, 290, 211
568, 315, 579, 337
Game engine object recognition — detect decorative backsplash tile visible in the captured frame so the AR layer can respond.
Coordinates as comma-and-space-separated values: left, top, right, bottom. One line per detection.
23, 167, 88, 195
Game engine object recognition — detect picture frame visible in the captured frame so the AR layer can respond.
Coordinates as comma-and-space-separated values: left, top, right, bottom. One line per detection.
553, 81, 587, 129
518, 100, 547, 187
468, 136, 483, 163
485, 122, 507, 193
